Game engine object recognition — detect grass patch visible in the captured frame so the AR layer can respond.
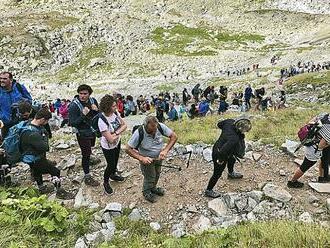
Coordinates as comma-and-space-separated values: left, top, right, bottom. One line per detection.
155, 84, 176, 92
286, 71, 330, 93
166, 104, 330, 146
100, 218, 330, 247
0, 187, 93, 247
150, 24, 264, 56
53, 42, 112, 82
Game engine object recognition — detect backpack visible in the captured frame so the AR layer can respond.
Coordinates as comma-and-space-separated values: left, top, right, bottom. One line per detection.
90, 113, 110, 138
297, 123, 321, 146
2, 121, 39, 165
69, 97, 96, 127
131, 124, 165, 149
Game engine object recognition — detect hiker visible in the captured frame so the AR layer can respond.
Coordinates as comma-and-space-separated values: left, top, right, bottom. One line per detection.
167, 102, 179, 121
219, 86, 228, 101
182, 88, 190, 105
191, 83, 201, 102
69, 84, 99, 186
198, 99, 210, 116
20, 108, 73, 199
205, 117, 252, 198
244, 84, 253, 110
254, 87, 265, 111
218, 99, 229, 114
54, 98, 61, 115
0, 72, 32, 140
288, 116, 330, 188
98, 95, 127, 195
188, 104, 199, 119
59, 99, 69, 128
126, 116, 177, 203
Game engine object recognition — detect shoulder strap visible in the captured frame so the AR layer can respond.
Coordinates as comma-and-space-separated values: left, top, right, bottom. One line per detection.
90, 97, 95, 105
16, 82, 24, 95
73, 98, 84, 112
136, 126, 144, 149
99, 113, 109, 127
157, 123, 165, 136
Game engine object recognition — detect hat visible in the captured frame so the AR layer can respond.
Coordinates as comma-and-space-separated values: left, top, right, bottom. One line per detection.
319, 124, 330, 144
234, 116, 252, 133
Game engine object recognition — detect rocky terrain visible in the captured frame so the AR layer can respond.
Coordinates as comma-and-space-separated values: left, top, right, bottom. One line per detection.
1, 0, 330, 246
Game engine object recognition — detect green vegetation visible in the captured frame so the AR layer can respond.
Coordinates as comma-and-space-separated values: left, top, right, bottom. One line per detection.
286, 71, 330, 93
101, 217, 330, 247
53, 42, 112, 82
0, 187, 93, 247
150, 24, 264, 56
167, 104, 330, 146
155, 84, 175, 92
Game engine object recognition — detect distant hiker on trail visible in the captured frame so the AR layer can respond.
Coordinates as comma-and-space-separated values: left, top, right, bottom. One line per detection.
69, 84, 99, 187
182, 88, 190, 105
19, 108, 73, 199
288, 114, 330, 188
0, 72, 32, 140
244, 84, 253, 110
98, 94, 127, 195
126, 116, 177, 203
59, 99, 70, 128
205, 117, 252, 198
191, 83, 201, 102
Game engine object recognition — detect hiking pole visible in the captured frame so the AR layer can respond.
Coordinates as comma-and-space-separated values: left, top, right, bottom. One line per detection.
161, 164, 182, 171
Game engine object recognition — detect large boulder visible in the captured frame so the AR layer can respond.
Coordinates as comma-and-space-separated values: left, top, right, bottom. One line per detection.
263, 183, 292, 202
208, 198, 229, 216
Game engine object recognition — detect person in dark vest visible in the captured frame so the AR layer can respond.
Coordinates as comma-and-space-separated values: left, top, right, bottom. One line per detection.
205, 117, 252, 198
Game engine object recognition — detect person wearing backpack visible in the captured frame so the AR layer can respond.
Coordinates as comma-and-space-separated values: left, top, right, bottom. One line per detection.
288, 115, 330, 188
126, 116, 177, 203
98, 95, 127, 195
19, 108, 73, 199
0, 72, 32, 140
68, 84, 99, 186
205, 117, 252, 198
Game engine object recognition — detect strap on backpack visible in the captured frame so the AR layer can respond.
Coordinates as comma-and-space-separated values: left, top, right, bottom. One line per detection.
135, 124, 165, 149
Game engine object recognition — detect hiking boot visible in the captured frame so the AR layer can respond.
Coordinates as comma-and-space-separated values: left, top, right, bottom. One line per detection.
38, 184, 54, 194
228, 171, 243, 179
143, 192, 157, 203
84, 176, 100, 186
110, 174, 125, 182
56, 188, 75, 200
318, 177, 330, 183
103, 182, 113, 195
287, 180, 304, 188
151, 187, 165, 196
204, 189, 221, 198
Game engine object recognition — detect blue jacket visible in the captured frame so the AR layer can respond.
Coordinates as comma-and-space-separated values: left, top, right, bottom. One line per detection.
244, 87, 253, 100
0, 82, 32, 125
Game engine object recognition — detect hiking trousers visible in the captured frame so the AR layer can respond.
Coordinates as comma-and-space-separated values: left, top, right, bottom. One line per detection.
29, 158, 60, 186
207, 155, 236, 190
140, 160, 162, 194
102, 141, 121, 183
76, 135, 96, 175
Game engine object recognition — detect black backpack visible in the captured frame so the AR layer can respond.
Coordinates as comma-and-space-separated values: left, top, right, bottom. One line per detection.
132, 124, 165, 149
91, 113, 110, 138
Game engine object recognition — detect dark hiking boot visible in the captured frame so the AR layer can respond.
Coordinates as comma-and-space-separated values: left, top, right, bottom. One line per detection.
39, 184, 54, 194
151, 187, 165, 196
110, 174, 125, 182
204, 189, 221, 198
287, 180, 304, 188
84, 176, 100, 186
104, 182, 113, 195
56, 188, 75, 200
143, 192, 157, 203
318, 177, 330, 183
228, 171, 243, 179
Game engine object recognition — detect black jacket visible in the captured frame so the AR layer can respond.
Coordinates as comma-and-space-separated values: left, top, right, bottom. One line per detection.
212, 119, 246, 161
68, 97, 98, 137
20, 123, 49, 159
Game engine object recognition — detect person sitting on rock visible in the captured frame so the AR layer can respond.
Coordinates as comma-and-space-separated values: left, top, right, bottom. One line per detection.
20, 108, 73, 199
288, 115, 330, 188
205, 116, 252, 198
126, 116, 177, 203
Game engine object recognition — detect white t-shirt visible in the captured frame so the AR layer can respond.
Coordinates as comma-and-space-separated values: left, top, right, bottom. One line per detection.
98, 113, 121, 149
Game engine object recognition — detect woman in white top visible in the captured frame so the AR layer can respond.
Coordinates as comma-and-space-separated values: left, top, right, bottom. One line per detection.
98, 94, 127, 194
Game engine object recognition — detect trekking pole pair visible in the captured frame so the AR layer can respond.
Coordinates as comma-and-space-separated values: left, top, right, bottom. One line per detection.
154, 151, 192, 171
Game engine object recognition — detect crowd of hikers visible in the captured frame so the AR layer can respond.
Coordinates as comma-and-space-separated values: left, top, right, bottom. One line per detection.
280, 60, 330, 79
0, 70, 330, 203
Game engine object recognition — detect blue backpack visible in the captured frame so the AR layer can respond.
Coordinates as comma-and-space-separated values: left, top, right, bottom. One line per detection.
3, 121, 39, 165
